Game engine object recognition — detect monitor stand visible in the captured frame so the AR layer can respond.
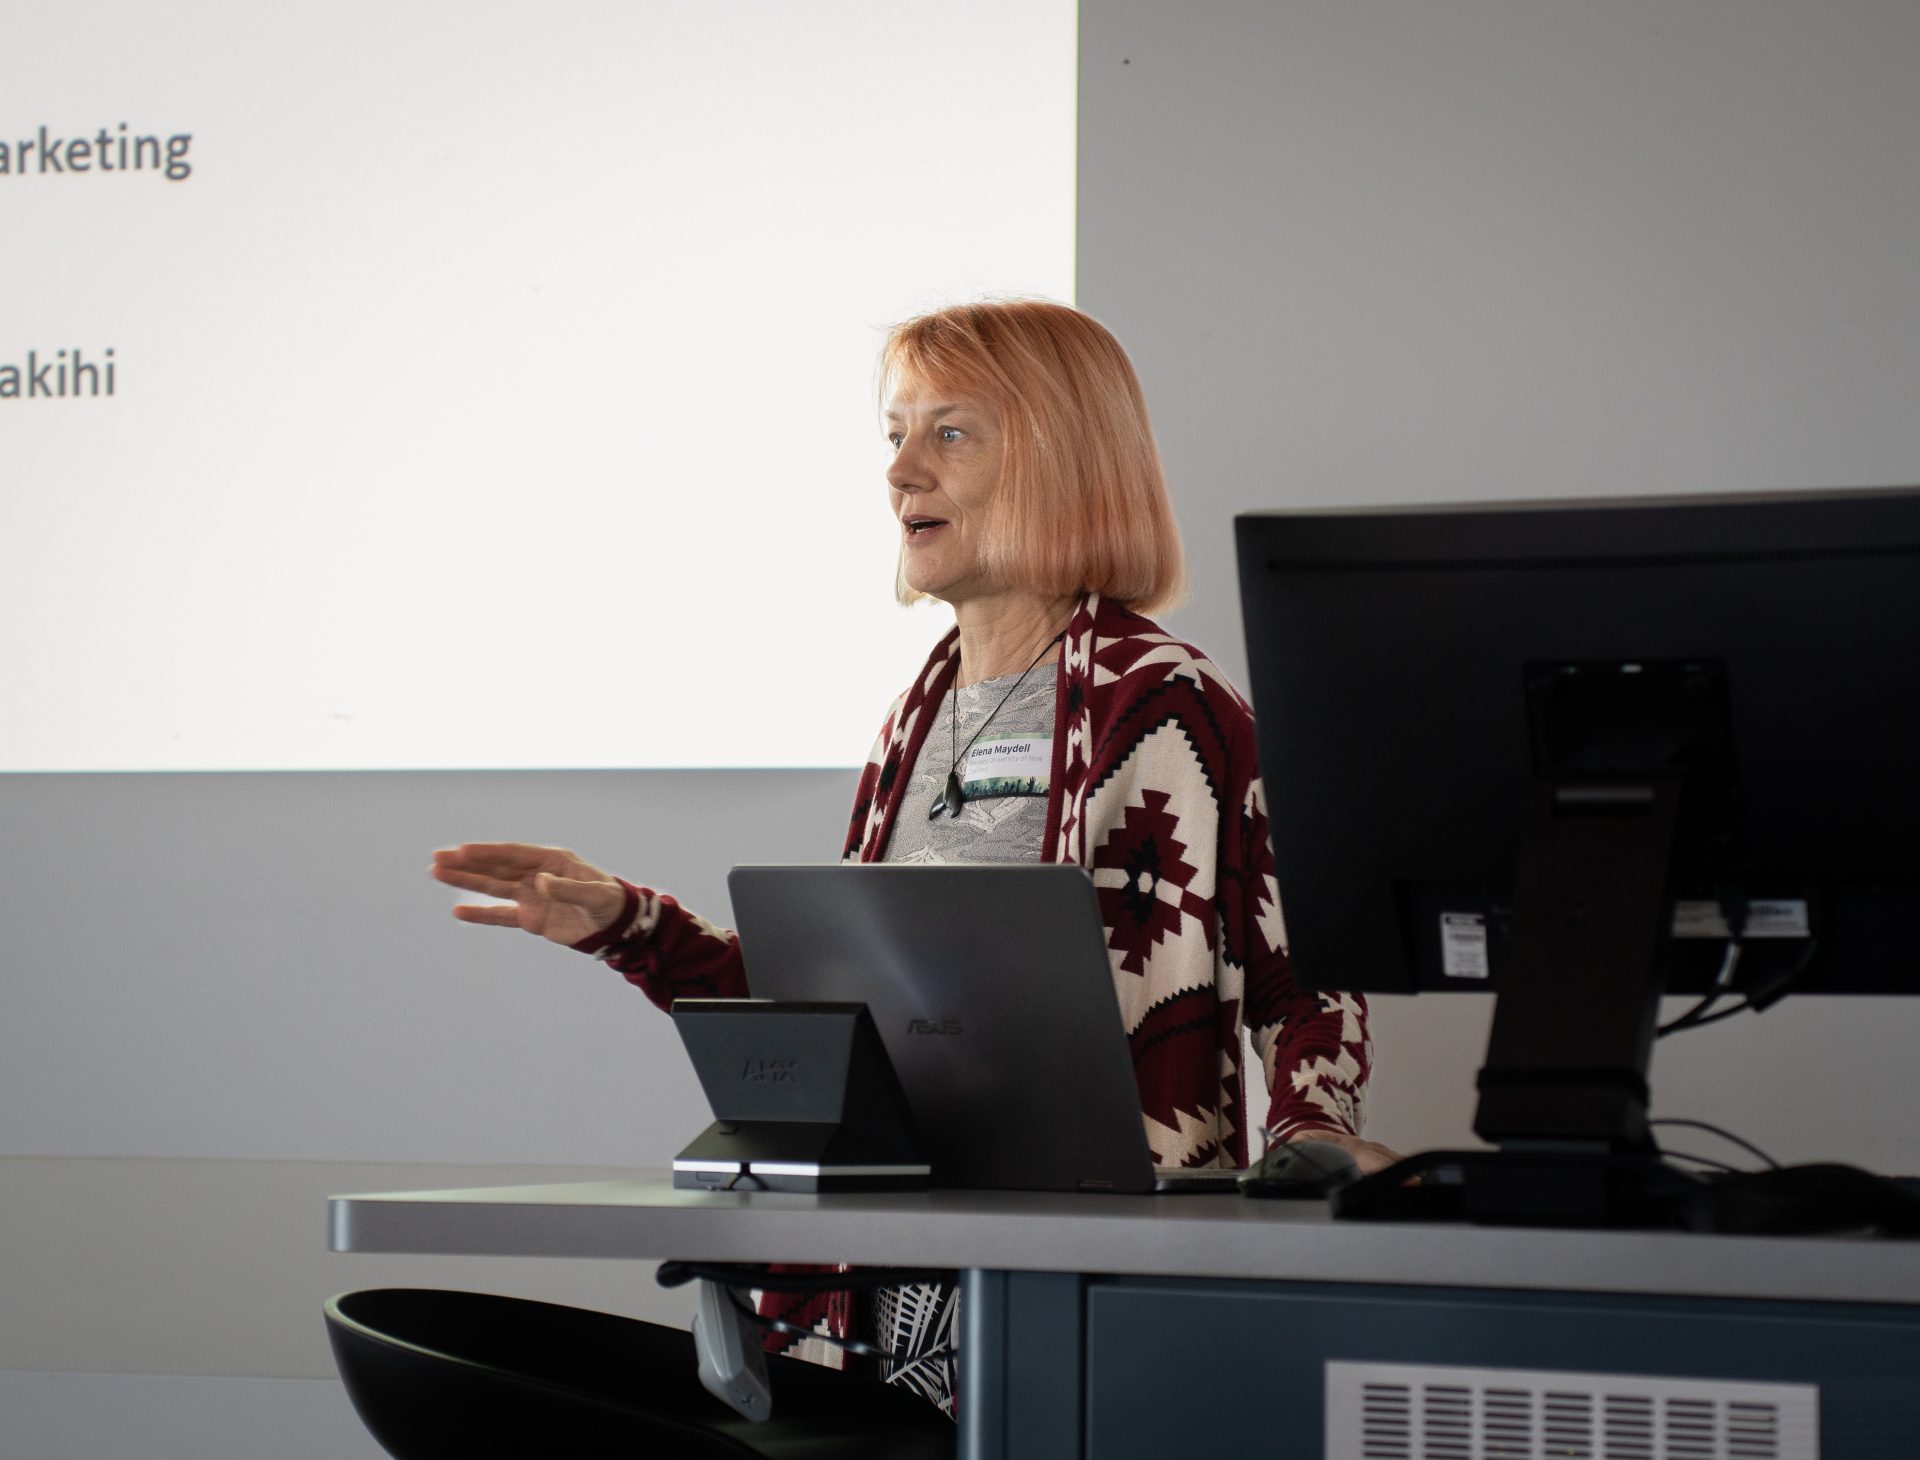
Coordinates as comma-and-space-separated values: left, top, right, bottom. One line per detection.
1337, 777, 1699, 1228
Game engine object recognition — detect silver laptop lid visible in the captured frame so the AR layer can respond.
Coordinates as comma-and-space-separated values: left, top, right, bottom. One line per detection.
727, 864, 1158, 1193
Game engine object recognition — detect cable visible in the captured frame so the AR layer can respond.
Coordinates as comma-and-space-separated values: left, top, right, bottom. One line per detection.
1656, 1150, 1747, 1176
1658, 937, 1820, 1038
1650, 1117, 1781, 1171
1657, 939, 1742, 1037
1667, 1001, 1756, 1033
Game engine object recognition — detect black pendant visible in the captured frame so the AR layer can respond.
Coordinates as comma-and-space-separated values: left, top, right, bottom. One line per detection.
929, 770, 965, 819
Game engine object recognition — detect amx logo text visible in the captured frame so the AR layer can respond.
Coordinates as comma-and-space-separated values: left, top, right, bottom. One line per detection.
907, 1018, 963, 1036
740, 1059, 799, 1083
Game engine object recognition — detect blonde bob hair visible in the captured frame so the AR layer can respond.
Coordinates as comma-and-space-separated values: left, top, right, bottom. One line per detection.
881, 299, 1186, 616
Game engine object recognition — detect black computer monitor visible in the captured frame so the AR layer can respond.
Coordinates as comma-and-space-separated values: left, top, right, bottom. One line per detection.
1234, 486, 1920, 1224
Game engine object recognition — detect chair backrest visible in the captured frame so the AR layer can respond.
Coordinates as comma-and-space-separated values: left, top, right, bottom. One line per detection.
323, 1288, 955, 1459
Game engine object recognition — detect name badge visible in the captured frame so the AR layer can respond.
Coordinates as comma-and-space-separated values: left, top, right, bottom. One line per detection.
960, 734, 1052, 799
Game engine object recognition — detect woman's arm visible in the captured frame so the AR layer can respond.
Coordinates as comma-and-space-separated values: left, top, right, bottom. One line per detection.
571, 880, 747, 1011
1237, 782, 1400, 1173
430, 843, 745, 1009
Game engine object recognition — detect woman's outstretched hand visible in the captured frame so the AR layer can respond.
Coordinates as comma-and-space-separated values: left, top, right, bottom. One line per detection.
430, 843, 626, 948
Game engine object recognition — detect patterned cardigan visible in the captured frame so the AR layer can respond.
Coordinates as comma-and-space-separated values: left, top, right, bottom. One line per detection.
580, 591, 1370, 1157
574, 592, 1372, 1346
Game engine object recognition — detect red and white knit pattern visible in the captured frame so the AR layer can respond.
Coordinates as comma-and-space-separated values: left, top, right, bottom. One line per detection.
575, 592, 1372, 1351
841, 592, 1370, 1161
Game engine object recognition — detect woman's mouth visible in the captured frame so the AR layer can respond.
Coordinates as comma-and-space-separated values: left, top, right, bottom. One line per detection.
903, 516, 949, 540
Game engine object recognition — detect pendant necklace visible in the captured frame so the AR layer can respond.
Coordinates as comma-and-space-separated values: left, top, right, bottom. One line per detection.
929, 631, 1064, 820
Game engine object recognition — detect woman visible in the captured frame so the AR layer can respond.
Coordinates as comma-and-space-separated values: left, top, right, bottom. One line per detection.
433, 300, 1385, 1412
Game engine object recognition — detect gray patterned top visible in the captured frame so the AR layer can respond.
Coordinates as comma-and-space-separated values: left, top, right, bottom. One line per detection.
882, 669, 1057, 866
869, 666, 1057, 1415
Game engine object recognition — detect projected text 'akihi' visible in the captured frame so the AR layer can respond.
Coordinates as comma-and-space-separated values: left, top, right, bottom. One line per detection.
0, 349, 118, 400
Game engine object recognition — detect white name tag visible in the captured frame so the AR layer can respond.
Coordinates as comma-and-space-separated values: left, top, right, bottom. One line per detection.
960, 734, 1052, 798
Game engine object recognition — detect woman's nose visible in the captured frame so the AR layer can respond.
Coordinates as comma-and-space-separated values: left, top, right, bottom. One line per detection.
887, 437, 929, 492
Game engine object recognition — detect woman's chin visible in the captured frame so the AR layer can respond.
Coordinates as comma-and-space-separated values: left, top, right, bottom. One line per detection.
899, 562, 961, 603
898, 553, 1002, 610
896, 557, 944, 605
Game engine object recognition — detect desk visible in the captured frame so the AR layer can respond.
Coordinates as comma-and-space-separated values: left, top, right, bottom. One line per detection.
330, 1176, 1920, 1458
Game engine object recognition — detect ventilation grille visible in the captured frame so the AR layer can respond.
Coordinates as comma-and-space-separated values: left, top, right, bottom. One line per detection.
1325, 1361, 1818, 1460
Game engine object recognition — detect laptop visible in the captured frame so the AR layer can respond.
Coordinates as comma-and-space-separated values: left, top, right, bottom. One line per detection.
723, 864, 1241, 1195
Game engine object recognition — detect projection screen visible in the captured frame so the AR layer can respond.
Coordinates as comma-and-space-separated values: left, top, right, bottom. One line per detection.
2, 0, 1077, 770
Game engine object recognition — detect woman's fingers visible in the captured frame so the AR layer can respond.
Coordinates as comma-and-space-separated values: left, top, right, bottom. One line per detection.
433, 844, 620, 943
434, 843, 564, 877
1341, 1137, 1405, 1176
451, 902, 526, 928
431, 865, 525, 900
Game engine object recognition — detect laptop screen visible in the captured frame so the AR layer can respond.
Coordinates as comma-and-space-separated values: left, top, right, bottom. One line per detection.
728, 864, 1161, 1193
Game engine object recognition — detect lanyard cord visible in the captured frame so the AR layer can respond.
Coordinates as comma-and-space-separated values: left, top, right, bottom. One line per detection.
931, 631, 1063, 820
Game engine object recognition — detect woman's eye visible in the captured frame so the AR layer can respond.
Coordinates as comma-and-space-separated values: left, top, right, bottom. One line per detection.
886, 432, 904, 449
939, 426, 963, 443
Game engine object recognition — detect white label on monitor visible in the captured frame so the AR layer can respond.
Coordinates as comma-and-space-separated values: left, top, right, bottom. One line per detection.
1672, 899, 1811, 939
1440, 913, 1490, 979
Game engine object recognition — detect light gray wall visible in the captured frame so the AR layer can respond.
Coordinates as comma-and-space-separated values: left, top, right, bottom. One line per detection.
2, 770, 853, 1165
0, 771, 851, 1450
1083, 0, 1920, 684
1080, 0, 1920, 1171
8, 2, 1920, 1452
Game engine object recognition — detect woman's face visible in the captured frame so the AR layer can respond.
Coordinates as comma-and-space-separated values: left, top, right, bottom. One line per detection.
885, 379, 1003, 605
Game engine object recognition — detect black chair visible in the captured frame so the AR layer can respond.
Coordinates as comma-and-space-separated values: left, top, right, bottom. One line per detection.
325, 1288, 956, 1459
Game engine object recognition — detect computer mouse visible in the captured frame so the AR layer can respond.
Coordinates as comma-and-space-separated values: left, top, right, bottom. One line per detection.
1237, 1138, 1359, 1198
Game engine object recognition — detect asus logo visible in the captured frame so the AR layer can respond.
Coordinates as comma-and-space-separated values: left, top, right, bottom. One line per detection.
740, 1058, 799, 1083
907, 1018, 963, 1037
